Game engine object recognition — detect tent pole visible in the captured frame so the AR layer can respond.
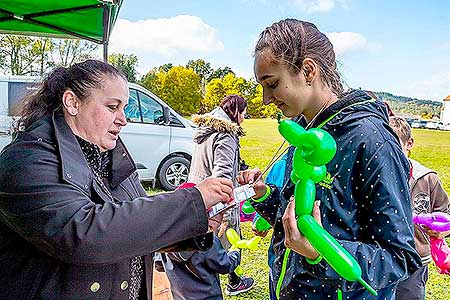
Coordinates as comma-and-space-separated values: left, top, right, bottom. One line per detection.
103, 43, 108, 62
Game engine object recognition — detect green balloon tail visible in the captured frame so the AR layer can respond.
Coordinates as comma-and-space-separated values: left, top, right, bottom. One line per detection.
275, 248, 291, 300
358, 278, 378, 296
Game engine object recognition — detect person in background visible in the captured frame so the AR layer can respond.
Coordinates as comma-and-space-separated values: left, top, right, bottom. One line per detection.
165, 233, 241, 300
0, 60, 233, 300
389, 116, 450, 300
238, 18, 421, 299
187, 94, 255, 295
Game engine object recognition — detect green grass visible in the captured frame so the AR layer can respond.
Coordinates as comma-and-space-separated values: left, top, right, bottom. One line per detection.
148, 120, 450, 299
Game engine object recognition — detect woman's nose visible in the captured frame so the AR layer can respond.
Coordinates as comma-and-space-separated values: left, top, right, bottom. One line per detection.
116, 109, 128, 126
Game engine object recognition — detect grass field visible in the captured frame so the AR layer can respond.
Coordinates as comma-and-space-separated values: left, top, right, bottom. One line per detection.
151, 119, 450, 299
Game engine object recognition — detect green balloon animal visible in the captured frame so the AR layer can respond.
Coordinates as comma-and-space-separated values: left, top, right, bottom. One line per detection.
225, 228, 262, 276
277, 119, 377, 298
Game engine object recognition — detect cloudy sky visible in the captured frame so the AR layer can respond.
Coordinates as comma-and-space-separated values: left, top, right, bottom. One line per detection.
109, 0, 450, 102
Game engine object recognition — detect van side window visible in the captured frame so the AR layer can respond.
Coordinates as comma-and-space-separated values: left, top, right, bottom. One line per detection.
125, 89, 142, 123
138, 92, 164, 124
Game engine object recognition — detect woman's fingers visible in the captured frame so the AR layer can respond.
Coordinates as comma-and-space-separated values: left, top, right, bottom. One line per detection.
196, 178, 234, 208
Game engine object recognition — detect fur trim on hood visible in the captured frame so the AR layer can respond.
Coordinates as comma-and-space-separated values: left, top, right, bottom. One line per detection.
191, 107, 244, 144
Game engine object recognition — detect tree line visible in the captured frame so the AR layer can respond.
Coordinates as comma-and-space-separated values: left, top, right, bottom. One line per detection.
0, 35, 276, 118
123, 56, 277, 118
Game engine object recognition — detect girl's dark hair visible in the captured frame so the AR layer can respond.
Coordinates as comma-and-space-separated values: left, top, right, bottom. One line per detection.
17, 59, 126, 130
220, 94, 247, 123
254, 18, 344, 97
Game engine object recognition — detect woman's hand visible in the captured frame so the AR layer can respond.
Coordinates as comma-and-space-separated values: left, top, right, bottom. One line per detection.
282, 198, 321, 260
196, 178, 234, 209
237, 168, 266, 199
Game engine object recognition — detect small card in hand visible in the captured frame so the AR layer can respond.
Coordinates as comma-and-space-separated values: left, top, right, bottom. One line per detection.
208, 184, 255, 218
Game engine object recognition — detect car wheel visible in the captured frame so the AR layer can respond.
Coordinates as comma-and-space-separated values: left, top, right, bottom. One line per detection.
158, 156, 190, 191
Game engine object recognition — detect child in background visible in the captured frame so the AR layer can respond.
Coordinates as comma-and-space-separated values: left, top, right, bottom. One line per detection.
164, 235, 241, 300
389, 116, 450, 300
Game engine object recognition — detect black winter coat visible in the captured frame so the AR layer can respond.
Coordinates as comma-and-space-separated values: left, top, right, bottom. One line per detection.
0, 112, 211, 300
252, 90, 422, 300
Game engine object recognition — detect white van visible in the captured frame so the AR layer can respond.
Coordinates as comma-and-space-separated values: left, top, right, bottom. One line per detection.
0, 76, 194, 191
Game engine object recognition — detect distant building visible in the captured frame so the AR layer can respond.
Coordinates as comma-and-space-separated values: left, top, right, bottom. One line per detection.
441, 95, 450, 124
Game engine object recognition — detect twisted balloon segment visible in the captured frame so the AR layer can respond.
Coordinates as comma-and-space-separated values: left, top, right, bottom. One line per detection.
278, 119, 377, 296
226, 228, 262, 277
413, 212, 450, 232
226, 228, 262, 251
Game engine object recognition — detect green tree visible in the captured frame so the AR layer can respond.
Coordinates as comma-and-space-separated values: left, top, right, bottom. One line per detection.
203, 73, 261, 113
0, 35, 39, 75
34, 38, 54, 75
53, 39, 98, 67
109, 53, 139, 83
203, 78, 227, 111
186, 59, 213, 95
159, 63, 173, 72
158, 66, 202, 115
208, 66, 234, 82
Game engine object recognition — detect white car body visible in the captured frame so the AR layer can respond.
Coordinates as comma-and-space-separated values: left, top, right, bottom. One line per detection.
425, 121, 438, 130
0, 76, 194, 190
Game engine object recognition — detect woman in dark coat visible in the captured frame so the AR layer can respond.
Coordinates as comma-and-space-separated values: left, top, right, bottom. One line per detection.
0, 60, 233, 300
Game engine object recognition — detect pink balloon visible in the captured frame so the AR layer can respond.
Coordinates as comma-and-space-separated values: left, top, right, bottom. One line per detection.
413, 212, 450, 232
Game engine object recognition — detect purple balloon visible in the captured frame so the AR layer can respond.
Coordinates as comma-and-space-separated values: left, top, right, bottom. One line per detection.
413, 212, 450, 232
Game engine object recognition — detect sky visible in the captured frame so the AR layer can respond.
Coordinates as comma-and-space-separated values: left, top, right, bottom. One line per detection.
109, 0, 450, 102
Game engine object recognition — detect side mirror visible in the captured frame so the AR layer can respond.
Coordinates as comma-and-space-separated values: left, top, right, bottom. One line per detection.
163, 106, 170, 125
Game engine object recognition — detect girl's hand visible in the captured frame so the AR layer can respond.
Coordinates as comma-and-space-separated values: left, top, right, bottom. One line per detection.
282, 198, 321, 260
237, 168, 266, 199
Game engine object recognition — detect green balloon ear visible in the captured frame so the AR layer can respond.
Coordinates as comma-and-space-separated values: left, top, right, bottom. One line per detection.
293, 149, 314, 179
310, 165, 327, 183
226, 228, 240, 245
278, 119, 306, 147
301, 128, 337, 166
255, 216, 272, 232
242, 200, 255, 214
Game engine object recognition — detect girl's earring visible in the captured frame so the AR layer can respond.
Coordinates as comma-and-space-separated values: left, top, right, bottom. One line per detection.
69, 109, 77, 116
307, 81, 312, 86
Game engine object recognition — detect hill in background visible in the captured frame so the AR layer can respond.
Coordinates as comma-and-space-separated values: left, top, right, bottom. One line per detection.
374, 92, 443, 119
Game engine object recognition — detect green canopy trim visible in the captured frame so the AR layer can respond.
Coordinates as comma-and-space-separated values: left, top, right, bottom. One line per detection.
0, 0, 123, 44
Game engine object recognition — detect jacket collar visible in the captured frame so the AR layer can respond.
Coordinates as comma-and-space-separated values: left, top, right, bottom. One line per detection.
52, 112, 136, 189
308, 89, 374, 128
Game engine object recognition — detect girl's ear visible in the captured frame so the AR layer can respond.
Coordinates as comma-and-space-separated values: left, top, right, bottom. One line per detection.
302, 58, 318, 86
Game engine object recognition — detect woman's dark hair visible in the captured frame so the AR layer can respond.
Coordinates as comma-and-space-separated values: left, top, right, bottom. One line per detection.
254, 18, 344, 97
16, 59, 126, 130
220, 94, 247, 123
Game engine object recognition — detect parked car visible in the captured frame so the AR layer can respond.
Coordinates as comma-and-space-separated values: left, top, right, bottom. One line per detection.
439, 123, 450, 131
425, 121, 438, 130
0, 76, 195, 191
411, 120, 427, 129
